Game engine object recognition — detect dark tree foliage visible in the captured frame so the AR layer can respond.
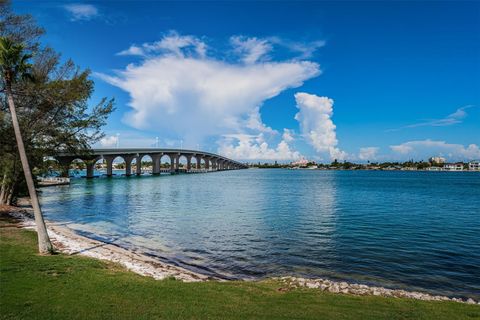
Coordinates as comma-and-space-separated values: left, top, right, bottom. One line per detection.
0, 1, 115, 204
0, 0, 44, 51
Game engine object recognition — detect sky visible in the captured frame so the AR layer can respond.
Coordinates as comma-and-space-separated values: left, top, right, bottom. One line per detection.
14, 1, 480, 162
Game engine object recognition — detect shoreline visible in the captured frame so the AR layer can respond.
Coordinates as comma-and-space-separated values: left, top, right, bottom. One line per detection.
2, 204, 478, 305
4, 204, 210, 282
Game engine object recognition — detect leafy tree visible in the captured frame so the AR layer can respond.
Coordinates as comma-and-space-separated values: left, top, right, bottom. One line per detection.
0, 1, 43, 51
0, 2, 114, 252
416, 161, 430, 170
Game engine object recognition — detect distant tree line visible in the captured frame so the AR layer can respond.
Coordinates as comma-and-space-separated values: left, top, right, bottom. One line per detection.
248, 159, 467, 170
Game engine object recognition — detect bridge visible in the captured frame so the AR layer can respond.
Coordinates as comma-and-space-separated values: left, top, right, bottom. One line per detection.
54, 148, 248, 178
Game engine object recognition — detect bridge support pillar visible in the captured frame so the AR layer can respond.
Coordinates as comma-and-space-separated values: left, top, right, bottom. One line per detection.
136, 155, 142, 175
61, 165, 70, 177
151, 154, 161, 175
170, 155, 176, 174
175, 154, 180, 172
124, 155, 135, 177
186, 156, 192, 171
104, 156, 114, 177
196, 156, 201, 170
85, 160, 96, 179
205, 158, 210, 171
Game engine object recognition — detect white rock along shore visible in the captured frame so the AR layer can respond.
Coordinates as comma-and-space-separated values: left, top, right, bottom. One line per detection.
274, 277, 478, 305
3, 206, 479, 305
6, 206, 210, 282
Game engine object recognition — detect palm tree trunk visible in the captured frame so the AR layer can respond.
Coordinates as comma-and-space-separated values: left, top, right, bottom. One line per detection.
0, 173, 7, 205
5, 83, 53, 254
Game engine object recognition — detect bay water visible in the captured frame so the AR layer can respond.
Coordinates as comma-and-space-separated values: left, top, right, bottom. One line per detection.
39, 169, 480, 298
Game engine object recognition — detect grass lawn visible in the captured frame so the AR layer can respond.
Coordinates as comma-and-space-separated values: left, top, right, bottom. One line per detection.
1, 216, 479, 320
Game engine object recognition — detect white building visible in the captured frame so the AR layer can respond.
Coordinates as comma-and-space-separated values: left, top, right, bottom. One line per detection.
469, 160, 480, 171
444, 163, 464, 171
291, 158, 309, 167
429, 156, 446, 164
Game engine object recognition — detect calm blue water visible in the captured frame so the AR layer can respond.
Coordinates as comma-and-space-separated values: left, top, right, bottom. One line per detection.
39, 170, 480, 298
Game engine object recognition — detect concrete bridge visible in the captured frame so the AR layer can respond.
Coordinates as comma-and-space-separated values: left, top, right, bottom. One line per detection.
54, 148, 248, 178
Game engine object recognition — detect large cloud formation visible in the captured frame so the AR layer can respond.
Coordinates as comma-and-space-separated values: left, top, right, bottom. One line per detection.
390, 140, 480, 161
98, 32, 321, 154
294, 92, 346, 160
218, 133, 302, 160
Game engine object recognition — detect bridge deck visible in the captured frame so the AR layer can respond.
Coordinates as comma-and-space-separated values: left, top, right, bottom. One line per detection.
53, 148, 247, 178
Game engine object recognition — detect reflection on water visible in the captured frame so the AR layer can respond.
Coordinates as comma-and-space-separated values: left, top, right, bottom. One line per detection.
39, 170, 480, 298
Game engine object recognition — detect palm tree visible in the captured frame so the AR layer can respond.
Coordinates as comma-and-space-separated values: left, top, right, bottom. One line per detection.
0, 37, 52, 254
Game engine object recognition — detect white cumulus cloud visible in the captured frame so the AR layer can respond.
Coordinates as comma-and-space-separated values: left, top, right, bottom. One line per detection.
358, 147, 379, 161
117, 31, 207, 58
98, 32, 321, 154
218, 134, 301, 161
294, 92, 346, 160
99, 135, 118, 147
390, 140, 480, 161
63, 4, 98, 21
282, 128, 295, 142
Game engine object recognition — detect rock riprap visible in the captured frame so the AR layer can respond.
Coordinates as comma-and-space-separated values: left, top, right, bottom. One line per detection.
275, 276, 479, 304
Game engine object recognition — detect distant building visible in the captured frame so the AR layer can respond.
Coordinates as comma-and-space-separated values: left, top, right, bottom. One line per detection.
429, 156, 446, 164
469, 160, 480, 171
291, 158, 309, 167
426, 166, 443, 171
444, 163, 464, 171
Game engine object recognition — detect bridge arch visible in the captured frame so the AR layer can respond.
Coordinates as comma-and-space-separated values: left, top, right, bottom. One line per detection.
159, 154, 171, 167
189, 155, 198, 171
109, 155, 127, 176
69, 158, 86, 177
200, 156, 207, 170
178, 154, 190, 171
132, 154, 152, 175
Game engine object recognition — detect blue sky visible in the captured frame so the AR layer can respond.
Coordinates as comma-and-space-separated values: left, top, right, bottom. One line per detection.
15, 1, 480, 162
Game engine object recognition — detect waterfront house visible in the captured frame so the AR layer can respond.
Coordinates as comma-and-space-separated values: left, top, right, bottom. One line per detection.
426, 166, 443, 171
444, 163, 464, 171
469, 160, 480, 171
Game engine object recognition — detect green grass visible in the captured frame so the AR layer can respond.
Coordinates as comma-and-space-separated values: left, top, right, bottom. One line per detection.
1, 217, 479, 320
